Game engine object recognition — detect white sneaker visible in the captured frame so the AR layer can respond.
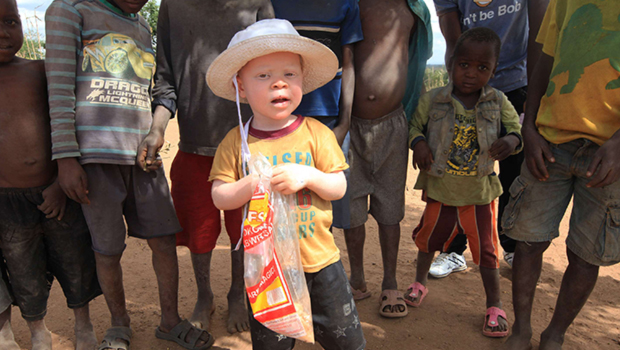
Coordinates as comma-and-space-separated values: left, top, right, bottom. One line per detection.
503, 251, 515, 268
429, 252, 467, 278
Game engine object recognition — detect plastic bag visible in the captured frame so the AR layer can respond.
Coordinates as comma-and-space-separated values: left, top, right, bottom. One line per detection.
242, 153, 314, 343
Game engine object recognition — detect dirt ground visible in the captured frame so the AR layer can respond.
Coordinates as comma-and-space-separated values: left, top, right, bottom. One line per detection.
11, 118, 620, 349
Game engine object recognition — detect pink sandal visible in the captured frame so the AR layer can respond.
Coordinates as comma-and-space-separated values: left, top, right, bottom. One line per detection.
404, 282, 428, 307
482, 306, 510, 338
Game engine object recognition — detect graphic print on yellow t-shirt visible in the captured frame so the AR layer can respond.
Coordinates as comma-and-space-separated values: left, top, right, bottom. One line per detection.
536, 1, 620, 145
446, 113, 479, 177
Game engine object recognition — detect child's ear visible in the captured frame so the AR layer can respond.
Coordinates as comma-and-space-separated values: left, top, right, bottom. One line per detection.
235, 75, 247, 99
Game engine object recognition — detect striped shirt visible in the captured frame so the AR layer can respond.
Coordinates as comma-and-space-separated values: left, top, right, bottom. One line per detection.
45, 0, 154, 165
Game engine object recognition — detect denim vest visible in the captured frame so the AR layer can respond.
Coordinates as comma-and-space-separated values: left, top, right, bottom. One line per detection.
425, 83, 505, 179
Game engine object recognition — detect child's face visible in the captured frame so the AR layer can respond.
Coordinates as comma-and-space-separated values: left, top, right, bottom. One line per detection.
237, 52, 303, 125
0, 0, 22, 64
110, 0, 148, 14
451, 40, 497, 97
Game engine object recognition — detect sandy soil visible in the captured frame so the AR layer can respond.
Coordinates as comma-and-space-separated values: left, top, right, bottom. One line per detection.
11, 118, 620, 350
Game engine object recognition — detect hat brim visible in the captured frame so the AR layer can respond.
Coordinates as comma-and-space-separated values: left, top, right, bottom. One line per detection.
206, 34, 339, 103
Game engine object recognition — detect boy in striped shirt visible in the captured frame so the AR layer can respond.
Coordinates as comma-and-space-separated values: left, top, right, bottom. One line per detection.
45, 0, 212, 349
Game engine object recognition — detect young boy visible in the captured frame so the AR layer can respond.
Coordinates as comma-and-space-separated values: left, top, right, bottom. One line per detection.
206, 19, 366, 350
152, 0, 273, 333
270, 0, 363, 231
428, 0, 549, 276
0, 1, 101, 349
502, 1, 620, 349
344, 0, 433, 318
405, 28, 522, 337
45, 0, 212, 349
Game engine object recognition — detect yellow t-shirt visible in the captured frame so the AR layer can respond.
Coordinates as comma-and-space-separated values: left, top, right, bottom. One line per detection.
535, 0, 620, 145
209, 116, 348, 273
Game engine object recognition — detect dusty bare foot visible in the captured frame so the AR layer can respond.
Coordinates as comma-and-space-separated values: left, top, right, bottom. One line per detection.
28, 320, 52, 350
0, 319, 20, 350
75, 323, 97, 350
227, 291, 249, 334
190, 294, 214, 331
539, 329, 564, 350
502, 329, 533, 350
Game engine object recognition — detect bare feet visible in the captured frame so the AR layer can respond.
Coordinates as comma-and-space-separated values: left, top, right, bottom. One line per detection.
0, 314, 19, 350
28, 320, 52, 350
75, 323, 97, 350
226, 291, 249, 333
539, 329, 564, 350
74, 305, 97, 350
190, 292, 214, 331
502, 329, 533, 350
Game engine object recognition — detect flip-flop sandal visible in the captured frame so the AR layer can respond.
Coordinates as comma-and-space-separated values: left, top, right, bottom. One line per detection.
482, 306, 510, 338
351, 286, 372, 301
99, 326, 132, 350
404, 282, 428, 307
379, 289, 408, 318
156, 319, 215, 350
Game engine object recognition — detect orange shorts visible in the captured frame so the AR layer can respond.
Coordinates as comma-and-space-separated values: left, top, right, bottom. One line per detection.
413, 198, 499, 269
170, 151, 242, 254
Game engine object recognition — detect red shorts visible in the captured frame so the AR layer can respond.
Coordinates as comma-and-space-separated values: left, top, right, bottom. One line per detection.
413, 198, 499, 269
170, 151, 242, 254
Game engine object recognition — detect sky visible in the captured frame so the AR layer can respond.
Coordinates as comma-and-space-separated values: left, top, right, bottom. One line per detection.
16, 0, 447, 65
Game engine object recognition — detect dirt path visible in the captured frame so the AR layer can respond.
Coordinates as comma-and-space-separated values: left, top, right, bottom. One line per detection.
11, 118, 620, 349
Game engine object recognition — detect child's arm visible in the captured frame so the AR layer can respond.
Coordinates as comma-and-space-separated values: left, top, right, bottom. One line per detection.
409, 94, 433, 170
586, 129, 620, 188
212, 175, 260, 211
489, 93, 523, 161
37, 178, 67, 220
136, 106, 171, 172
437, 10, 461, 69
333, 44, 355, 146
271, 164, 346, 201
45, 2, 90, 204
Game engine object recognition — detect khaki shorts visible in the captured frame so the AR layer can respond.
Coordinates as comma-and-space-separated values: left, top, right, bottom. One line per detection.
503, 139, 620, 267
348, 106, 408, 228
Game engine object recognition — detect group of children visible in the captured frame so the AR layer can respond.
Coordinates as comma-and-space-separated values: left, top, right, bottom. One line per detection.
0, 0, 618, 350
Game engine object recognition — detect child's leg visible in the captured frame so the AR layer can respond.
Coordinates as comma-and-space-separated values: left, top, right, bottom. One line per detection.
224, 210, 249, 333
189, 252, 214, 329
0, 307, 19, 350
343, 225, 368, 294
73, 305, 97, 350
539, 248, 599, 350
378, 223, 400, 291
479, 267, 508, 334
405, 200, 458, 305
26, 319, 52, 350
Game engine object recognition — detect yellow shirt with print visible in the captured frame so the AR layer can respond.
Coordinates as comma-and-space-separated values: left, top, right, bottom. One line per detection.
535, 0, 620, 145
209, 117, 348, 273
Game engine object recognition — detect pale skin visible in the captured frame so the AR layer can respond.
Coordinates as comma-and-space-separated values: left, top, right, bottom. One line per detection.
502, 50, 620, 350
212, 52, 346, 213
345, 0, 417, 316
0, 1, 97, 348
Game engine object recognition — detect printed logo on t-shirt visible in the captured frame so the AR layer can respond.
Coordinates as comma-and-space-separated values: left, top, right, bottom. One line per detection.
446, 113, 479, 176
474, 0, 493, 8
265, 152, 318, 239
462, 0, 523, 26
80, 33, 153, 111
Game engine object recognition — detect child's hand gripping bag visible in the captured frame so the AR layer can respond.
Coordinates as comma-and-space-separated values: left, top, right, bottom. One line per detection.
242, 153, 314, 343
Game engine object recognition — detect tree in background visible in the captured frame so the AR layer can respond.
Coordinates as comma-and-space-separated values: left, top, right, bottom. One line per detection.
139, 0, 159, 47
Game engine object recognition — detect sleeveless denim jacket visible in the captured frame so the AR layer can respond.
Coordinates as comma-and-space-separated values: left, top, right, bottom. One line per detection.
425, 83, 506, 179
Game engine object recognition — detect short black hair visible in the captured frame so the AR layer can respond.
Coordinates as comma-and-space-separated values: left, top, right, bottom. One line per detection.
452, 27, 501, 64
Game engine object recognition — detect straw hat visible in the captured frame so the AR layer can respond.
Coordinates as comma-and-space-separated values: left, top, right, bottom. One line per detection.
206, 19, 338, 103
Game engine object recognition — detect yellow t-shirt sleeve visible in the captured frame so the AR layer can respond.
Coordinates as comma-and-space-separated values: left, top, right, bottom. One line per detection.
312, 122, 348, 174
536, 0, 559, 57
209, 127, 241, 183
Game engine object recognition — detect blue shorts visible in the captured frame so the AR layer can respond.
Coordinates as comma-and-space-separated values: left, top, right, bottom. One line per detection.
502, 139, 620, 266
248, 260, 366, 350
